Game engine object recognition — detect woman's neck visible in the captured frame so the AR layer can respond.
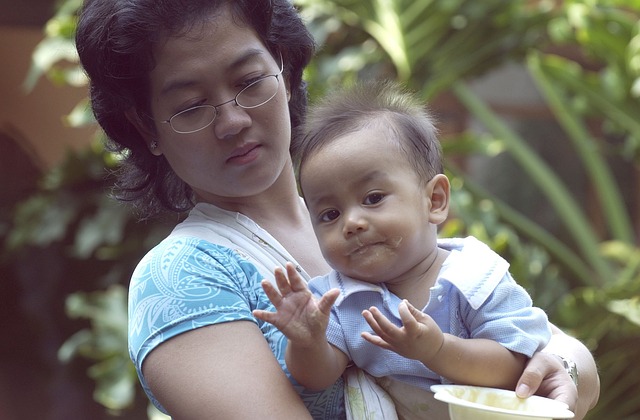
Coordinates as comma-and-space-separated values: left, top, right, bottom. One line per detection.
197, 160, 302, 223
257, 199, 332, 277
196, 168, 332, 277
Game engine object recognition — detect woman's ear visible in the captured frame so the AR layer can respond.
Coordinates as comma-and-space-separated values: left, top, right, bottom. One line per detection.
285, 79, 291, 102
125, 108, 163, 155
426, 174, 450, 225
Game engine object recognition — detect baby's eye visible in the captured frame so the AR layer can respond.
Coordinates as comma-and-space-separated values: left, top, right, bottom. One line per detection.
319, 209, 340, 223
363, 193, 385, 205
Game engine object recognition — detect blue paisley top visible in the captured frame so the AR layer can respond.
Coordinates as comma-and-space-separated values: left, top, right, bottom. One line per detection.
128, 203, 345, 419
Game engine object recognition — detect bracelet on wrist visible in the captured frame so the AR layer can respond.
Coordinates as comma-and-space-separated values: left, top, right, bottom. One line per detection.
554, 354, 579, 387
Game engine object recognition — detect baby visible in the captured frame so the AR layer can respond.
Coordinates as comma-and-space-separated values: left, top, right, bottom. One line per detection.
254, 81, 550, 404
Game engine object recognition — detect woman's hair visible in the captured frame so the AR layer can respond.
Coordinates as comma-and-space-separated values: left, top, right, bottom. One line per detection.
294, 80, 443, 189
76, 0, 315, 218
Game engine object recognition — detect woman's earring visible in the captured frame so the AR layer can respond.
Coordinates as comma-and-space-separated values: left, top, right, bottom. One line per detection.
150, 140, 158, 151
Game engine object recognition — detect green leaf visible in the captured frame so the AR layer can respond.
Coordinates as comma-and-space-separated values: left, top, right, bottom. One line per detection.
7, 195, 77, 249
88, 358, 136, 410
452, 81, 613, 285
529, 52, 635, 244
607, 298, 640, 326
73, 199, 129, 258
58, 330, 94, 362
58, 286, 135, 411
23, 37, 78, 91
64, 98, 95, 127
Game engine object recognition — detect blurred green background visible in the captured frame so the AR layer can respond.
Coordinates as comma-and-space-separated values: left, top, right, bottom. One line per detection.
1, 0, 638, 418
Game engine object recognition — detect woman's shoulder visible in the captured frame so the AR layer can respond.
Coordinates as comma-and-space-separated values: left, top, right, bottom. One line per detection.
131, 234, 260, 291
127, 235, 264, 365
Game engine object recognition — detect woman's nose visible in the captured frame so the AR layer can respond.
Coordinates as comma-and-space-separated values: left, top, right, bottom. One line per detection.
213, 103, 252, 140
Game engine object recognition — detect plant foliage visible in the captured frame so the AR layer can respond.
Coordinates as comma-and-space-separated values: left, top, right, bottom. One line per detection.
7, 0, 639, 418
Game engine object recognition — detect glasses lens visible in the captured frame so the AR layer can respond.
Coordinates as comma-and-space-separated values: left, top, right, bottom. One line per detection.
236, 75, 279, 109
171, 105, 216, 133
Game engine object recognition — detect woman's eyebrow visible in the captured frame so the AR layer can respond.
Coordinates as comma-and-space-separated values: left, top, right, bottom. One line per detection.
159, 48, 268, 97
160, 79, 198, 97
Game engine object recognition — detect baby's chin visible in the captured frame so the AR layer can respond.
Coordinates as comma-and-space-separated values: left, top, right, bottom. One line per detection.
335, 264, 392, 284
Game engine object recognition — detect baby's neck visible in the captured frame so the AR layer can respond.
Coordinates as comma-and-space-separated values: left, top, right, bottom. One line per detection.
386, 247, 450, 310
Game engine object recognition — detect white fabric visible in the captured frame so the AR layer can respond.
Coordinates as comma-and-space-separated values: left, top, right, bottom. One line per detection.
169, 202, 309, 285
344, 365, 398, 420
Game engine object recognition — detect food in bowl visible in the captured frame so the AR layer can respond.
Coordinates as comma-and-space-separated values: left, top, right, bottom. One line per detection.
431, 385, 575, 420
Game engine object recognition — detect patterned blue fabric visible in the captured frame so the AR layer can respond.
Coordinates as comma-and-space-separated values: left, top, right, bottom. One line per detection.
128, 235, 345, 419
308, 236, 551, 391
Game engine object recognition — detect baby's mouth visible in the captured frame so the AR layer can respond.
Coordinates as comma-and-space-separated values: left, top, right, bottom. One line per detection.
348, 236, 403, 256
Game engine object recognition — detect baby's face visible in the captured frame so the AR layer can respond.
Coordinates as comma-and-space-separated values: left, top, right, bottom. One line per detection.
299, 127, 437, 284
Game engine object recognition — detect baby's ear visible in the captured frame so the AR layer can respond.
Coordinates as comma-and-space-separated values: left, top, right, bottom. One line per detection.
427, 174, 450, 225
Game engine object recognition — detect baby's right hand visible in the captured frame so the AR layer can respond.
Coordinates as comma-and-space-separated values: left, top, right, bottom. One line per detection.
252, 262, 339, 345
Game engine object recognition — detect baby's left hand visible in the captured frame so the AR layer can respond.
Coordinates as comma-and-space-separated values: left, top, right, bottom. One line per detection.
361, 300, 444, 363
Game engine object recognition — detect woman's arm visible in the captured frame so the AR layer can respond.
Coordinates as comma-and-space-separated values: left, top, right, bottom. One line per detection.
143, 321, 313, 419
516, 324, 600, 420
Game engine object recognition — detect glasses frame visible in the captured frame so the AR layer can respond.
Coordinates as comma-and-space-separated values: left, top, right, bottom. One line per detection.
161, 53, 284, 134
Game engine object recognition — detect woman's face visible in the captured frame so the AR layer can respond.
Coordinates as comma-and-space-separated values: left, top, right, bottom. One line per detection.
142, 6, 292, 207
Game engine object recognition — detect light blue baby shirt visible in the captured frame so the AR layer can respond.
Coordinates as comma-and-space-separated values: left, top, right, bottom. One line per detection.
308, 236, 551, 391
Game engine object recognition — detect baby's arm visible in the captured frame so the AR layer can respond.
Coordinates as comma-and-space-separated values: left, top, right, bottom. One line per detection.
362, 300, 525, 389
253, 263, 349, 391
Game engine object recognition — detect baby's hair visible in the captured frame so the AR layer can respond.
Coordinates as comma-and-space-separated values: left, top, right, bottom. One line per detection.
294, 80, 443, 187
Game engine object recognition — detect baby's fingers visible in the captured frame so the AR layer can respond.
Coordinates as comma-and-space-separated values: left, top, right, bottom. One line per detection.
362, 308, 381, 335
399, 300, 437, 333
253, 308, 276, 324
285, 262, 307, 292
363, 306, 400, 338
261, 279, 284, 307
361, 331, 393, 351
397, 300, 421, 331
317, 288, 340, 315
273, 267, 292, 296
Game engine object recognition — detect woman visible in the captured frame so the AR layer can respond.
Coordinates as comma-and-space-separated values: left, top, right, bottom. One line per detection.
75, 0, 599, 418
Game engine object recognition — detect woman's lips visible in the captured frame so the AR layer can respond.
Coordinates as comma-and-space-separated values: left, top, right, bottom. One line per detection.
227, 143, 261, 164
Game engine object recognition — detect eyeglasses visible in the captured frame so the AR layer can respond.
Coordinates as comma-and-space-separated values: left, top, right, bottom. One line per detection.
162, 55, 284, 134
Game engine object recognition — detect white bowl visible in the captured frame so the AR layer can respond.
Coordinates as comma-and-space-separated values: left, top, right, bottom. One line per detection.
431, 385, 574, 420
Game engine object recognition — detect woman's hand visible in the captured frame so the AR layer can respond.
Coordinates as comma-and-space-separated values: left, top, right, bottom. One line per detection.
516, 352, 578, 410
516, 327, 600, 420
